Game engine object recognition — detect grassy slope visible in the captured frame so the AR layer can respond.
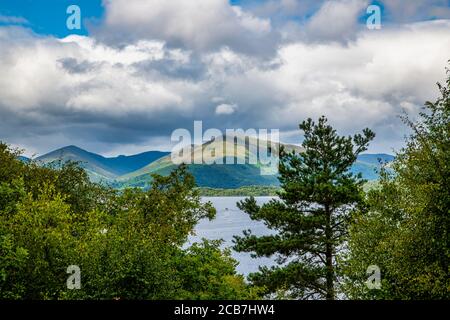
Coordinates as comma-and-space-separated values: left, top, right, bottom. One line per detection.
116, 135, 300, 188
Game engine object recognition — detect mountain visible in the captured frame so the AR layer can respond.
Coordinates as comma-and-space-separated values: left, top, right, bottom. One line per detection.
115, 136, 394, 189
18, 156, 30, 163
36, 145, 118, 181
100, 151, 171, 175
353, 153, 395, 180
356, 153, 395, 165
35, 145, 169, 182
116, 134, 301, 188
32, 140, 394, 189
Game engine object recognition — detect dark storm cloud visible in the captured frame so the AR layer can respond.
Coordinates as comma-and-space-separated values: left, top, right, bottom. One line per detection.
58, 58, 100, 74
131, 56, 207, 81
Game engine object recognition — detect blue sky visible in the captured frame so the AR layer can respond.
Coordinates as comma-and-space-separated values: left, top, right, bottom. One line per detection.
0, 0, 103, 36
0, 0, 449, 156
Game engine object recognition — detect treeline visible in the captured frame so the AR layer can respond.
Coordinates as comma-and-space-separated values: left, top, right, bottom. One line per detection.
197, 186, 281, 197
0, 153, 261, 299
197, 182, 380, 197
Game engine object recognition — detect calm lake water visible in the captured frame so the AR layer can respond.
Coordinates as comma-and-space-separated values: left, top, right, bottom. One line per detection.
187, 197, 278, 276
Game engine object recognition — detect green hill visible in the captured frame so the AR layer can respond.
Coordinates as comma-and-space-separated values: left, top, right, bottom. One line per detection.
115, 134, 299, 188
115, 136, 393, 189
32, 140, 394, 189
35, 145, 168, 183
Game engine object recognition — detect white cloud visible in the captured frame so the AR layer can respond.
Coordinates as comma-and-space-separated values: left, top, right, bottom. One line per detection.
0, 19, 449, 154
0, 30, 197, 115
232, 7, 272, 34
215, 103, 238, 115
305, 0, 369, 42
95, 0, 274, 54
201, 20, 450, 151
60, 35, 168, 65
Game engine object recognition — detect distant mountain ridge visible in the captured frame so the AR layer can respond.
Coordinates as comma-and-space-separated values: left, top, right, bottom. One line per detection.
31, 142, 394, 188
35, 145, 169, 182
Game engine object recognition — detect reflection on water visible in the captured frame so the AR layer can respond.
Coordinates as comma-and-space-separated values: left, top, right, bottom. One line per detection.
187, 197, 278, 276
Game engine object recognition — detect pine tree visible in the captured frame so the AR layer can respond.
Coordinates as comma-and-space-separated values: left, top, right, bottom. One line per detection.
234, 116, 374, 300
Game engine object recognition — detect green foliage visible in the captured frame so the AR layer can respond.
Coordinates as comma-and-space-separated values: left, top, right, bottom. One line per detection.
174, 240, 262, 300
0, 232, 29, 299
342, 65, 450, 299
197, 185, 281, 197
234, 116, 374, 300
198, 183, 378, 197
0, 144, 24, 183
8, 186, 75, 299
0, 144, 257, 300
0, 144, 26, 216
65, 207, 180, 300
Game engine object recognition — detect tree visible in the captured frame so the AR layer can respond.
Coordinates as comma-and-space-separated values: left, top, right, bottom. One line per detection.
0, 143, 23, 184
65, 165, 217, 300
174, 239, 262, 300
0, 232, 29, 299
5, 185, 76, 299
23, 160, 108, 215
234, 116, 374, 300
343, 65, 450, 299
0, 143, 26, 216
